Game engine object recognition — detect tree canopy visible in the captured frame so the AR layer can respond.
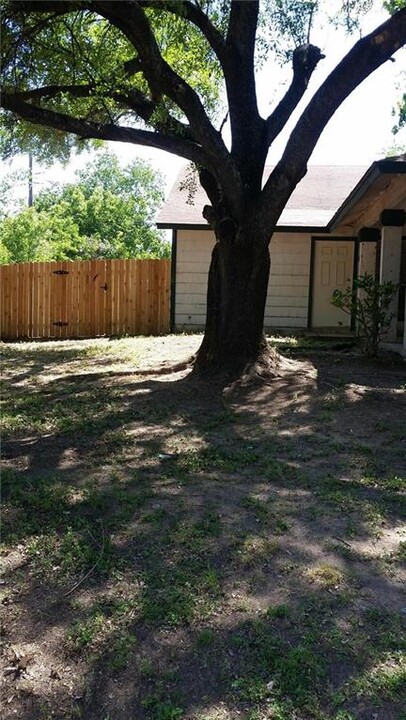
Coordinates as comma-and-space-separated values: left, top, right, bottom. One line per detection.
1, 0, 406, 372
0, 151, 168, 263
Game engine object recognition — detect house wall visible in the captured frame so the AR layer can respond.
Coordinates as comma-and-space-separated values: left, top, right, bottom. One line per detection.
175, 230, 213, 330
174, 229, 312, 331
266, 232, 311, 328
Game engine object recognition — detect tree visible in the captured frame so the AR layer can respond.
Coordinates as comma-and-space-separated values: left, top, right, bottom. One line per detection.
0, 206, 83, 262
1, 1, 406, 373
384, 0, 406, 138
0, 166, 29, 220
0, 151, 168, 262
35, 151, 168, 259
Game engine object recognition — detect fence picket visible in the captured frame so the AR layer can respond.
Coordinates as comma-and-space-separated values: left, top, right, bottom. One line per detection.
43, 262, 51, 336
0, 259, 171, 339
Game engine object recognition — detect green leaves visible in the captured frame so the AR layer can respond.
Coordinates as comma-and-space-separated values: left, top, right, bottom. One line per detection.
0, 150, 169, 262
266, 0, 319, 62
331, 273, 398, 356
384, 0, 406, 13
147, 6, 222, 115
0, 206, 82, 262
1, 0, 223, 160
392, 89, 406, 136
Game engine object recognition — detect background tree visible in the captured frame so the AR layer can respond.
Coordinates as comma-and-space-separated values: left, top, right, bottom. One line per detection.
0, 151, 168, 262
1, 0, 406, 373
0, 207, 82, 262
0, 165, 29, 220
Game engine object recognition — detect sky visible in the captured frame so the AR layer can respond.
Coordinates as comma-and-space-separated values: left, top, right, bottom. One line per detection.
1, 1, 405, 205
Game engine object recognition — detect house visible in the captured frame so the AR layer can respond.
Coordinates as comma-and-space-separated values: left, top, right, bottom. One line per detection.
157, 155, 406, 349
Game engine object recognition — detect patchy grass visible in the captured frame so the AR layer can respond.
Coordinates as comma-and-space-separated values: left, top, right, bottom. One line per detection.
1, 335, 405, 720
304, 563, 345, 589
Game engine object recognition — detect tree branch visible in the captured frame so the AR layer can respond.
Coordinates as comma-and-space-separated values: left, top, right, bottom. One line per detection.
138, 0, 228, 66
1, 92, 208, 167
266, 44, 325, 148
224, 0, 264, 182
227, 0, 259, 58
11, 83, 194, 140
261, 7, 406, 229
1, 6, 70, 73
123, 56, 142, 77
14, 84, 93, 101
90, 0, 243, 211
90, 2, 223, 148
6, 1, 81, 13
3, 0, 244, 210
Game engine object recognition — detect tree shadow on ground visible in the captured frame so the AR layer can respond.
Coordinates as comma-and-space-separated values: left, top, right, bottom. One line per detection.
1, 344, 405, 720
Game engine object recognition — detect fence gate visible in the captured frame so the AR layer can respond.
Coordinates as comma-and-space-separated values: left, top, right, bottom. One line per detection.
0, 259, 170, 339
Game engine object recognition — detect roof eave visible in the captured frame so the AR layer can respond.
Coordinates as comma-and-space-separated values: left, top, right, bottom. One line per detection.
327, 159, 406, 232
157, 222, 330, 233
156, 222, 209, 230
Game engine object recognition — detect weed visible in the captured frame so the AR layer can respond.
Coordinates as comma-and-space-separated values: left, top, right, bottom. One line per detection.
266, 604, 290, 619
142, 507, 167, 523
264, 700, 296, 720
201, 410, 236, 430
305, 564, 345, 589
238, 535, 280, 567
395, 541, 406, 561
361, 474, 405, 492
276, 644, 327, 703
240, 496, 271, 523
317, 409, 334, 423
195, 509, 222, 537
140, 558, 221, 626
138, 658, 155, 677
142, 696, 183, 720
231, 676, 269, 702
197, 628, 215, 647
154, 704, 183, 720
263, 458, 297, 483
67, 612, 106, 651
273, 517, 290, 534
108, 633, 137, 671
177, 445, 260, 475
345, 652, 406, 702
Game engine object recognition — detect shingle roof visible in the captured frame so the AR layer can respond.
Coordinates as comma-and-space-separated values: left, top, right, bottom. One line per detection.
157, 165, 369, 229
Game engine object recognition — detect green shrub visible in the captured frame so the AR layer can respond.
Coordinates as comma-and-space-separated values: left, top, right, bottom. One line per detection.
331, 274, 398, 356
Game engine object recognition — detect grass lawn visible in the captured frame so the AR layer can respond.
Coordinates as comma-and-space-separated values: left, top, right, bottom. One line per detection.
1, 334, 405, 720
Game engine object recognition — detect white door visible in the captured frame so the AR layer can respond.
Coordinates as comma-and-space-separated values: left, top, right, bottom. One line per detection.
312, 240, 354, 329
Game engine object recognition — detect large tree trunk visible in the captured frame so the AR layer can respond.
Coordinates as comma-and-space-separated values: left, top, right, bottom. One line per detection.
195, 221, 273, 374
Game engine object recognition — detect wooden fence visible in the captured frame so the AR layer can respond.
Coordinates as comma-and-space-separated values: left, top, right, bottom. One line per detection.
0, 258, 171, 339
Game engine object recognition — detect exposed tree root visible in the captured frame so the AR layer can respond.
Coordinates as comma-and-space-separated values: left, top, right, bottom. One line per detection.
134, 356, 196, 376
190, 340, 285, 387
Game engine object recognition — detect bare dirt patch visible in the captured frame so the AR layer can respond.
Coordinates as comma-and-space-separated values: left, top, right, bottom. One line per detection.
1, 335, 405, 720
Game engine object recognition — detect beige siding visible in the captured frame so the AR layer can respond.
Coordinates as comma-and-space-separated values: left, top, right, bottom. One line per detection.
265, 233, 311, 328
175, 229, 313, 331
175, 230, 214, 330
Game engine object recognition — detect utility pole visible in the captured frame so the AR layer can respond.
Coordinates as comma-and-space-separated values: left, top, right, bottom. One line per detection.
28, 153, 33, 206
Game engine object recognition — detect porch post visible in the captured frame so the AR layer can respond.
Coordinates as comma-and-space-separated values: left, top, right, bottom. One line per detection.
379, 210, 405, 341
404, 291, 406, 352
358, 241, 377, 278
